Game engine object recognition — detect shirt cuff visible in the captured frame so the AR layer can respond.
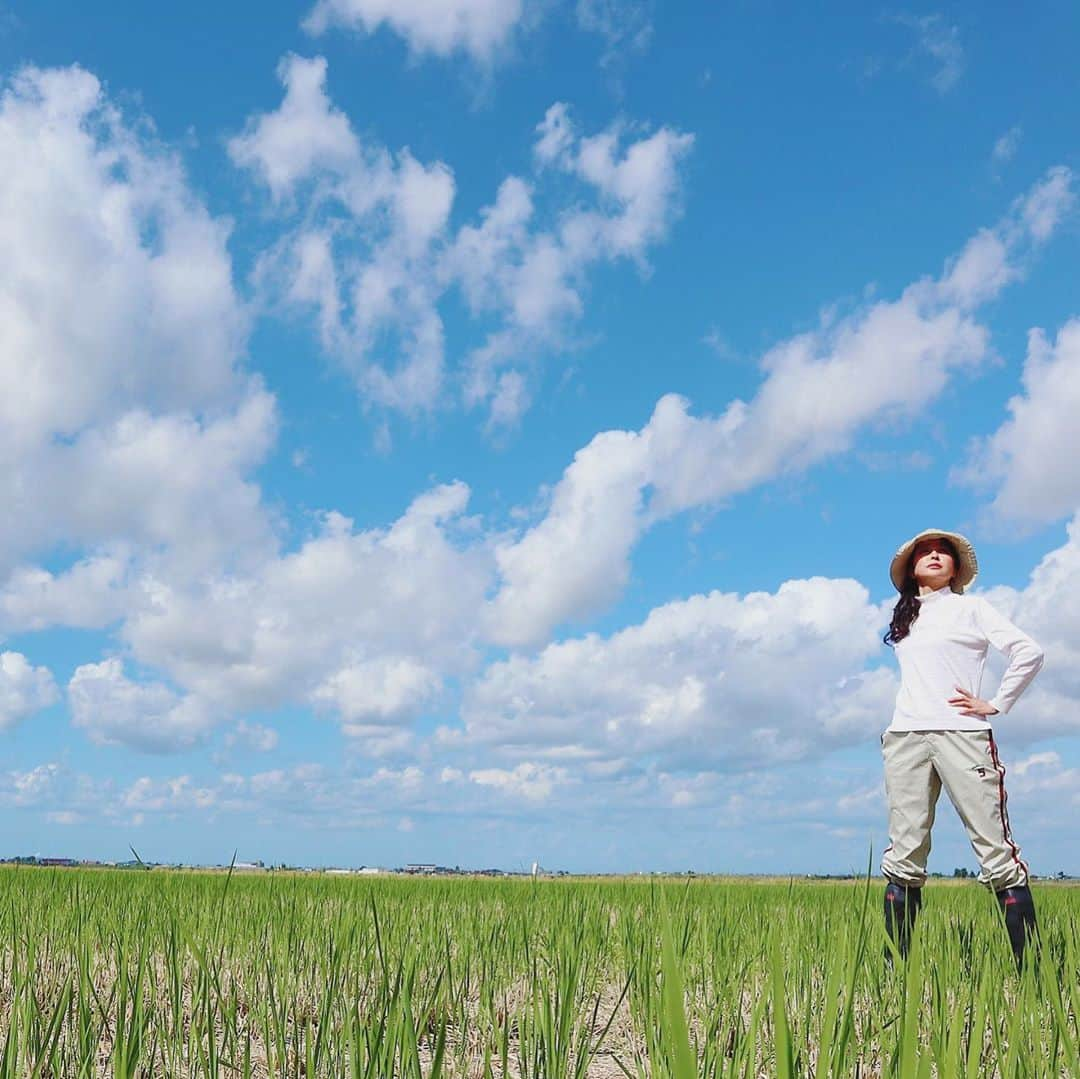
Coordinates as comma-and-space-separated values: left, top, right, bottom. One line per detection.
988, 696, 1009, 716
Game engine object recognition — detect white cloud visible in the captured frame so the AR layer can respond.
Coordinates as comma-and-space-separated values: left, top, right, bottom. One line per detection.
124, 774, 218, 812
0, 763, 65, 807
938, 168, 1071, 304
221, 721, 280, 754
227, 54, 363, 200
6, 54, 1078, 843
957, 319, 1080, 529
0, 64, 276, 579
231, 56, 454, 414
485, 425, 649, 646
576, 0, 653, 65
893, 13, 965, 93
1009, 752, 1080, 806
973, 517, 1080, 744
68, 658, 215, 753
992, 125, 1022, 166
313, 657, 442, 724
233, 61, 692, 424
302, 0, 527, 64
7, 502, 1080, 834
193, 761, 432, 824
529, 102, 694, 264
372, 764, 425, 788
0, 652, 58, 730
469, 577, 891, 770
0, 69, 512, 762
1016, 164, 1074, 243
0, 553, 129, 634
0, 66, 248, 446
0, 763, 120, 825
468, 761, 570, 802
485, 169, 1073, 645
120, 483, 489, 728
21, 393, 276, 578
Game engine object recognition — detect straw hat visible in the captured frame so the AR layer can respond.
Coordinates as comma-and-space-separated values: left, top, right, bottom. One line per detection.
890, 528, 978, 594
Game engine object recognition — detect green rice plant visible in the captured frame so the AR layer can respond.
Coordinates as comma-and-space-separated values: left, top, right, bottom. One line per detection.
0, 867, 1076, 1076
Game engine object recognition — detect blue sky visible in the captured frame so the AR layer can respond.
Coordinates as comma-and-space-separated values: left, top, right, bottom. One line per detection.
1, 1, 1079, 875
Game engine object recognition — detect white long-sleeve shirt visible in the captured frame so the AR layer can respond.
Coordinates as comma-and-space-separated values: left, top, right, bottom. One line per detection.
889, 586, 1045, 732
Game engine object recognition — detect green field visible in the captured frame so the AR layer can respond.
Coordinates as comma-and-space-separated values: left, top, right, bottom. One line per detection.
0, 868, 1076, 1077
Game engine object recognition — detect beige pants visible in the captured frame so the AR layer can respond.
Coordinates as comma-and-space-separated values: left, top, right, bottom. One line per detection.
880, 729, 1029, 891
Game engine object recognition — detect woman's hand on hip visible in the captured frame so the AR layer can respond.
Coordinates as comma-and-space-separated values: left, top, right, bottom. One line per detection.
948, 686, 999, 717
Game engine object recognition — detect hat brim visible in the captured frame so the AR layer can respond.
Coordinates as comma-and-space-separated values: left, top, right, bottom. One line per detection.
890, 529, 978, 593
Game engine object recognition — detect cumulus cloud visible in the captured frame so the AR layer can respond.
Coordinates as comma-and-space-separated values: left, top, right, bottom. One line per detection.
120, 484, 489, 732
25, 393, 275, 578
0, 64, 275, 579
302, 0, 526, 64
1010, 751, 1080, 805
485, 426, 650, 646
10, 510, 1080, 830
232, 59, 692, 424
8, 511, 1080, 843
0, 64, 485, 758
486, 168, 1074, 646
936, 168, 1073, 310
311, 654, 442, 757
974, 517, 1080, 744
0, 753, 783, 827
468, 761, 571, 802
0, 652, 59, 730
6, 56, 1078, 847
227, 54, 362, 200
124, 774, 218, 813
0, 66, 247, 441
1, 64, 498, 757
452, 527, 1080, 812
0, 763, 78, 809
313, 658, 442, 725
68, 658, 216, 753
116, 762, 433, 826
0, 553, 130, 634
455, 104, 692, 420
956, 320, 1080, 529
230, 55, 455, 413
442, 529, 1080, 826
468, 577, 892, 770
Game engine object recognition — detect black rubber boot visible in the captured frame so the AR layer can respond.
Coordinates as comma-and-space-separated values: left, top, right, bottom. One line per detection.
884, 881, 922, 961
996, 885, 1039, 971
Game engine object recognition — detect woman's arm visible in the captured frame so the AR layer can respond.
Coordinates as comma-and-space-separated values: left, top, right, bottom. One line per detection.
975, 597, 1045, 715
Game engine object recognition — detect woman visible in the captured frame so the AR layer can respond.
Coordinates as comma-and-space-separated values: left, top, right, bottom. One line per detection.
881, 528, 1044, 968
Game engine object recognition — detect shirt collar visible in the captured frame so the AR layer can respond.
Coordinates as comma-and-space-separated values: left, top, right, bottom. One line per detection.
917, 585, 953, 604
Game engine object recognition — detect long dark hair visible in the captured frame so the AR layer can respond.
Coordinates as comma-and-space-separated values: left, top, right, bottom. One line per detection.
884, 538, 958, 646
884, 580, 920, 645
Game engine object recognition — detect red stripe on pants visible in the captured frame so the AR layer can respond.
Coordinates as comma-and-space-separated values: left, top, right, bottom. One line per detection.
988, 734, 1026, 878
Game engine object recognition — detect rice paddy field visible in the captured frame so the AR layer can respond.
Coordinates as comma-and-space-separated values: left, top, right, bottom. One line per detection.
0, 868, 1077, 1077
